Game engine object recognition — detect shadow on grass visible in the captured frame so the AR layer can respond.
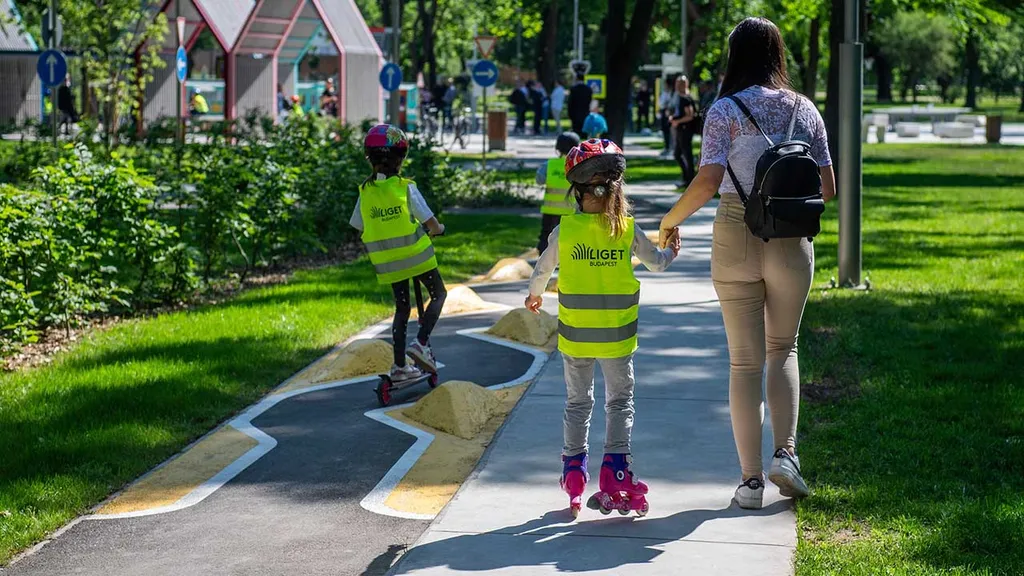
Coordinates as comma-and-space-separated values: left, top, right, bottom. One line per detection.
798, 289, 1024, 573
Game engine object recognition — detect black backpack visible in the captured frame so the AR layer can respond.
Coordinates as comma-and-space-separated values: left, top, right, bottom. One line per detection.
725, 94, 824, 242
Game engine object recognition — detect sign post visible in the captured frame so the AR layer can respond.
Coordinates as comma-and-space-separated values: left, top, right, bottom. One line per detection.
388, 0, 401, 127
472, 59, 498, 169
474, 36, 496, 60
379, 62, 403, 125
176, 6, 185, 147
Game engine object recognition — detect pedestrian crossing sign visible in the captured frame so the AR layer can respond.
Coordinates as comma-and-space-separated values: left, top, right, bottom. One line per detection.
585, 74, 606, 99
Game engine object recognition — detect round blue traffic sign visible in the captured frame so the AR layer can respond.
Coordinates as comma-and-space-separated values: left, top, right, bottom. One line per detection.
175, 46, 188, 84
379, 62, 402, 92
36, 49, 67, 87
472, 60, 498, 88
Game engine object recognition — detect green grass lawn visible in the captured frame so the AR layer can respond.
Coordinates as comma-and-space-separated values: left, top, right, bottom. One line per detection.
0, 213, 536, 565
797, 145, 1024, 575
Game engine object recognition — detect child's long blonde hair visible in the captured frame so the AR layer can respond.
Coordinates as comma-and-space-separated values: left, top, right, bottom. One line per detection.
574, 170, 631, 239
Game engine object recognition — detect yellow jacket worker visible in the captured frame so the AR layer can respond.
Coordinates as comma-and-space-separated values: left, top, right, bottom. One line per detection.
351, 125, 447, 383
534, 131, 581, 253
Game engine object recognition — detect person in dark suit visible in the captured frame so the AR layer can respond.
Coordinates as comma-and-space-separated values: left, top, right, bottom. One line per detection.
671, 75, 697, 187
567, 74, 593, 137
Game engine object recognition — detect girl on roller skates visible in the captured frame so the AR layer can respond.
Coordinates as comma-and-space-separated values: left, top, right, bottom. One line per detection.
525, 139, 681, 518
351, 124, 447, 382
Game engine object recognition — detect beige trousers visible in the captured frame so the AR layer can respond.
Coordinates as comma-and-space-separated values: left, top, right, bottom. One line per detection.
711, 194, 813, 479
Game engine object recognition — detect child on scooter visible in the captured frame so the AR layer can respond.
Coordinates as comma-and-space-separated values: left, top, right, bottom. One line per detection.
525, 138, 680, 518
351, 124, 447, 381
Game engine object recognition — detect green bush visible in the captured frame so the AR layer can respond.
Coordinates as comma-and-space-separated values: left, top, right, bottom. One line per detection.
0, 116, 529, 357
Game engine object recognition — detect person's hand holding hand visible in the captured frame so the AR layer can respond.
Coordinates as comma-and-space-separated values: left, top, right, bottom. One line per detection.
525, 295, 543, 314
667, 227, 681, 256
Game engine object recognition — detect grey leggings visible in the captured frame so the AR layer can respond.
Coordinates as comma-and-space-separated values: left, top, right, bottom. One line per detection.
711, 194, 813, 479
562, 353, 636, 456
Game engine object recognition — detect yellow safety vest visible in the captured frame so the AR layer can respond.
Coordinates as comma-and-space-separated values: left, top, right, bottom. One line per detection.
557, 214, 640, 358
359, 176, 438, 285
541, 157, 575, 216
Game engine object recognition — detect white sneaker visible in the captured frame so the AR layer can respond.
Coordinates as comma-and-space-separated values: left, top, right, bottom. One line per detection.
389, 363, 423, 381
407, 341, 437, 372
769, 448, 810, 498
733, 475, 764, 510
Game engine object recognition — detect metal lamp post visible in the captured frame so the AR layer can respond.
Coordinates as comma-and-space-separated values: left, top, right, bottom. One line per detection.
837, 0, 864, 288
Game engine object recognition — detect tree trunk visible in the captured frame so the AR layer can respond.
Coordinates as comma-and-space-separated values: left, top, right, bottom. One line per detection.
536, 1, 559, 91
825, 0, 841, 168
416, 0, 438, 89
875, 53, 893, 102
803, 16, 821, 102
1019, 80, 1024, 112
964, 29, 980, 108
605, 0, 657, 146
684, 0, 713, 76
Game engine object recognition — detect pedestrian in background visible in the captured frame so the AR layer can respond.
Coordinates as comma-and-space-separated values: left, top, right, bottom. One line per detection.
550, 80, 566, 131
636, 80, 651, 132
567, 73, 593, 137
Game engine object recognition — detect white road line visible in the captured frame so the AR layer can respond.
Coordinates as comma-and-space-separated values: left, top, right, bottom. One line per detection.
357, 329, 550, 520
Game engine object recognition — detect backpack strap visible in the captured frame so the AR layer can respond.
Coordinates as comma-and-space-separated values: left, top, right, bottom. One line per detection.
726, 162, 749, 206
727, 95, 774, 147
786, 92, 801, 141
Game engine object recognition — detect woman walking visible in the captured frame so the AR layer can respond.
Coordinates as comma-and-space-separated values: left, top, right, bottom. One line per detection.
658, 17, 836, 509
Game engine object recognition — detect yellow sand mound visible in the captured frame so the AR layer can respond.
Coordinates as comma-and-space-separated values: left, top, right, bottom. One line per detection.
483, 258, 534, 282
410, 284, 499, 319
545, 277, 558, 294
305, 339, 405, 383
486, 308, 557, 347
404, 381, 502, 440
518, 247, 540, 260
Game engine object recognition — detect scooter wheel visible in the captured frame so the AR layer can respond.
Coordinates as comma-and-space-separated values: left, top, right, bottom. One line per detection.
376, 378, 393, 407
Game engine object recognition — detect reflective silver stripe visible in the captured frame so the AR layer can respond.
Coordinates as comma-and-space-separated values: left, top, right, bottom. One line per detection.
364, 227, 426, 253
558, 320, 638, 343
558, 291, 640, 310
373, 245, 435, 274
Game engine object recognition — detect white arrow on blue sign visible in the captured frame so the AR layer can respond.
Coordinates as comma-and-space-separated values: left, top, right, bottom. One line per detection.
379, 62, 402, 92
36, 49, 67, 87
175, 47, 188, 84
472, 60, 498, 88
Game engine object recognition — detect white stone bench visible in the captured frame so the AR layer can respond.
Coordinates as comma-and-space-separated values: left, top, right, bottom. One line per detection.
862, 113, 890, 142
934, 122, 976, 139
896, 122, 922, 137
954, 114, 986, 127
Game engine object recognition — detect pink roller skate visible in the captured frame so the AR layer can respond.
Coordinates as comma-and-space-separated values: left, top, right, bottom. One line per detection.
560, 452, 589, 519
586, 453, 649, 517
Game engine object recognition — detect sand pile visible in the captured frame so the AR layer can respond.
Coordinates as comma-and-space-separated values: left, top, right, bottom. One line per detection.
410, 284, 499, 319
545, 277, 558, 294
518, 247, 540, 261
404, 381, 502, 440
480, 258, 534, 282
486, 308, 558, 347
305, 339, 404, 383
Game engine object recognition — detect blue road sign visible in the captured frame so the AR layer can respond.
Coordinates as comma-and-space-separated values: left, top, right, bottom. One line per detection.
379, 62, 402, 92
36, 50, 67, 87
175, 46, 188, 84
472, 60, 498, 88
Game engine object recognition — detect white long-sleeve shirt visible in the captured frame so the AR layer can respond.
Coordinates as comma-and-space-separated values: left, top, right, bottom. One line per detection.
349, 174, 435, 231
528, 222, 676, 296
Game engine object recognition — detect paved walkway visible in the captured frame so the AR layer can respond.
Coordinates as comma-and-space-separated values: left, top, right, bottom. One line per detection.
392, 190, 797, 575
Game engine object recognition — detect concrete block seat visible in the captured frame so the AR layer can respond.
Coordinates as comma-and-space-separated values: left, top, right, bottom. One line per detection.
896, 122, 922, 137
955, 114, 986, 127
862, 113, 890, 142
934, 122, 976, 139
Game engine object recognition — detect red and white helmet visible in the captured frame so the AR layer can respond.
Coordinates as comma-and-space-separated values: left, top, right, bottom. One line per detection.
564, 138, 626, 184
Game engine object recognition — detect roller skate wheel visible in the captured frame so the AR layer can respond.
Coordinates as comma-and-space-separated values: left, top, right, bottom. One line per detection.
599, 506, 611, 515
637, 502, 649, 517
618, 508, 629, 516
570, 505, 580, 519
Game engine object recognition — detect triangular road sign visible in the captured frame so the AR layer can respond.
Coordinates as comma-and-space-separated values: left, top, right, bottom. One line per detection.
475, 36, 497, 59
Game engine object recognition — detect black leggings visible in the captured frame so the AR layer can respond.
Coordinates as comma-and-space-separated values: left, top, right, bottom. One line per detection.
391, 269, 447, 366
674, 128, 695, 183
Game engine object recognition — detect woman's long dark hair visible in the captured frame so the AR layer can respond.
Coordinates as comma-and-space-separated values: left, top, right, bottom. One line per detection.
718, 17, 790, 98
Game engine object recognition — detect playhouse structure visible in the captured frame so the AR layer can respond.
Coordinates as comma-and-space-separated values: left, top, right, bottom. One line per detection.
0, 0, 382, 127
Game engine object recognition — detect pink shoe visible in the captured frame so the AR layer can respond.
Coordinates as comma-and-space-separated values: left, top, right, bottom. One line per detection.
586, 453, 649, 517
560, 453, 589, 519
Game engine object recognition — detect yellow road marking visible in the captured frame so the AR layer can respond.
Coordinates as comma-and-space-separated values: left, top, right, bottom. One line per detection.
97, 427, 258, 514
